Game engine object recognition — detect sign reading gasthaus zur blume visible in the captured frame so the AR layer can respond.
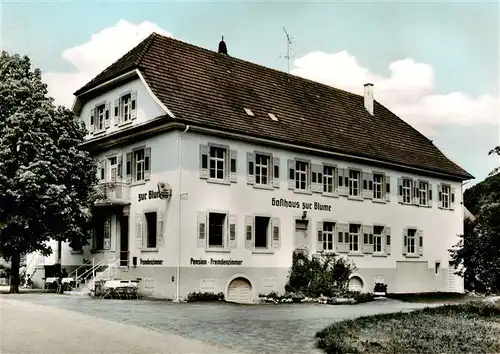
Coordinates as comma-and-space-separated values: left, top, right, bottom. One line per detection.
271, 197, 332, 211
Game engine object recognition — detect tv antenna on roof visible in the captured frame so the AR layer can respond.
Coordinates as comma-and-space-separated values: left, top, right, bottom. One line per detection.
280, 27, 295, 74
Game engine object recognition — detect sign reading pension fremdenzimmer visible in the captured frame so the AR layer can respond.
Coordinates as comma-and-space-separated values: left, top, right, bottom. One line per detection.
190, 258, 243, 266
271, 197, 332, 211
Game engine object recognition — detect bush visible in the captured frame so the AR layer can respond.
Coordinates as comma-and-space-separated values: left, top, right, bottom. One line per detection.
345, 290, 376, 303
0, 264, 11, 279
374, 282, 387, 293
285, 251, 357, 298
186, 291, 225, 302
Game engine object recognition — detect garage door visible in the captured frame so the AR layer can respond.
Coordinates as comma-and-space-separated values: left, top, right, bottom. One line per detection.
395, 261, 428, 293
227, 278, 252, 304
348, 276, 363, 292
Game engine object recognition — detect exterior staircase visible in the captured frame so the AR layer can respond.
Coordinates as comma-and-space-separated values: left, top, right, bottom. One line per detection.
64, 257, 121, 297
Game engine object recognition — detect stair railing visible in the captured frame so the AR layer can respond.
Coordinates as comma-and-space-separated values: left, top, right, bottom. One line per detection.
76, 257, 108, 285
86, 256, 120, 292
94, 257, 120, 283
68, 259, 94, 283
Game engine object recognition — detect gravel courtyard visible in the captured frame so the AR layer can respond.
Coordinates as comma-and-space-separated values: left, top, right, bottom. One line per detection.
2, 293, 440, 353
0, 295, 237, 354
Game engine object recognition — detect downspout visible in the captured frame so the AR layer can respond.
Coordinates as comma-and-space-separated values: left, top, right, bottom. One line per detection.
175, 125, 189, 302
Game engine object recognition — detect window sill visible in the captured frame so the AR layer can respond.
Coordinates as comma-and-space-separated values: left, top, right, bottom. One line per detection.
405, 254, 421, 258
294, 189, 312, 195
417, 203, 429, 207
438, 206, 453, 211
207, 179, 231, 186
205, 248, 231, 253
93, 130, 106, 137
371, 253, 387, 257
90, 249, 106, 254
321, 192, 338, 198
141, 248, 159, 253
118, 120, 133, 128
131, 181, 146, 187
372, 199, 387, 204
347, 196, 363, 202
252, 249, 274, 254
399, 201, 414, 206
253, 184, 274, 191
348, 252, 364, 257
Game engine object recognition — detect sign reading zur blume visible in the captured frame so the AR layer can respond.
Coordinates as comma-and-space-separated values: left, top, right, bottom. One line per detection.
138, 187, 163, 202
271, 197, 332, 211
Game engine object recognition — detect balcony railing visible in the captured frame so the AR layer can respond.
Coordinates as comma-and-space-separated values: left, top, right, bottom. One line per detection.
94, 182, 130, 206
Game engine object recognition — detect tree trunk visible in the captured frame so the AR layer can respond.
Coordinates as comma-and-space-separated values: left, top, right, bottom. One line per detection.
9, 252, 20, 294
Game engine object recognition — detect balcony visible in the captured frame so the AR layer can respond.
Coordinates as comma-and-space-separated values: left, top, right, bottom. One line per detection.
94, 182, 130, 207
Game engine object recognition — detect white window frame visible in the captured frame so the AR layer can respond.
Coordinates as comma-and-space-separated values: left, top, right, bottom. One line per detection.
97, 104, 106, 132
255, 154, 271, 186
373, 225, 384, 253
322, 221, 335, 251
348, 170, 360, 197
373, 173, 384, 200
134, 149, 145, 182
402, 178, 412, 204
441, 185, 450, 209
419, 181, 428, 206
349, 223, 360, 252
323, 165, 335, 194
407, 228, 417, 254
209, 146, 228, 181
207, 211, 228, 248
121, 93, 132, 122
295, 161, 309, 191
108, 156, 118, 182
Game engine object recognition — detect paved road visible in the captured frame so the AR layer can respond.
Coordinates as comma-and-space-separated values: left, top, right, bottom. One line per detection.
5, 293, 440, 353
0, 296, 238, 354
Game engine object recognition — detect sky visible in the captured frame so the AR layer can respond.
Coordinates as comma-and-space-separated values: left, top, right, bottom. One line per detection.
1, 1, 499, 187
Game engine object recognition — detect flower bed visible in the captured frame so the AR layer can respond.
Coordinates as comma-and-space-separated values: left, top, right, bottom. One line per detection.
258, 290, 375, 305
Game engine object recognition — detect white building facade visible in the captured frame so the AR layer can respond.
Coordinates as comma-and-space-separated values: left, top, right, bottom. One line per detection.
28, 33, 472, 302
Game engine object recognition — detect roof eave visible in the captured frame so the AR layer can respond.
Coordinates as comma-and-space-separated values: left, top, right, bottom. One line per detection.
80, 118, 474, 181
72, 69, 139, 116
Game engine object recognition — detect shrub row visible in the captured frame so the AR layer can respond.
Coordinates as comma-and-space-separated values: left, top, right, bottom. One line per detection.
186, 291, 225, 302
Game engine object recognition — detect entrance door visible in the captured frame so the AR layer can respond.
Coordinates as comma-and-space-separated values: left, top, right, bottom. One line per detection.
119, 215, 129, 267
294, 220, 309, 251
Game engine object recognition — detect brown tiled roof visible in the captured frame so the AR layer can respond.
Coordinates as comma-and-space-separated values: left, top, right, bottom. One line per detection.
75, 33, 473, 180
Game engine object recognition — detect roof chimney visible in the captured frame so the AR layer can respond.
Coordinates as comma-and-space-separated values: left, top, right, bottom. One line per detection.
218, 35, 228, 55
364, 83, 374, 116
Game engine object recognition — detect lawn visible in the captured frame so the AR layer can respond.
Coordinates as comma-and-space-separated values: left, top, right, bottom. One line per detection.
315, 300, 500, 354
386, 291, 474, 304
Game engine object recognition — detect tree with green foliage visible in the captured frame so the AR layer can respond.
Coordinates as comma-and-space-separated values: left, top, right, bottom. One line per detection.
285, 251, 357, 297
0, 51, 98, 293
449, 145, 500, 292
